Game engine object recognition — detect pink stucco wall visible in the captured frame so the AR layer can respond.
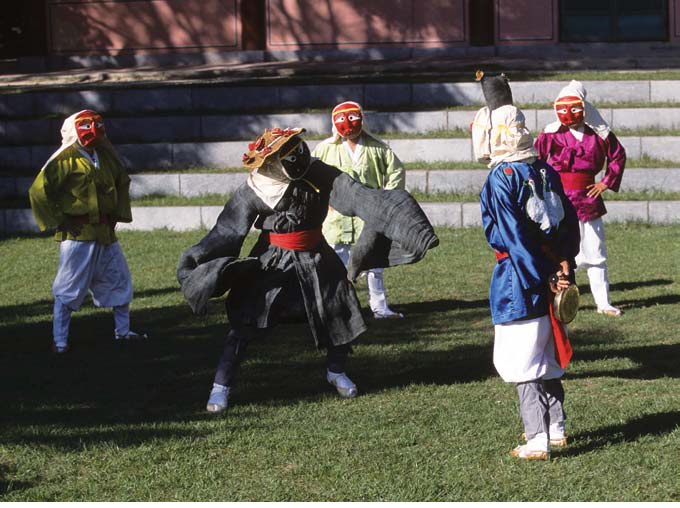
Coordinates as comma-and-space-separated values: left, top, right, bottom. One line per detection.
48, 0, 241, 55
266, 0, 468, 49
495, 0, 558, 44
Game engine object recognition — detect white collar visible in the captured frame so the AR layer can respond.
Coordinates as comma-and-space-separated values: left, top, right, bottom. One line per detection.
77, 147, 100, 169
342, 136, 364, 164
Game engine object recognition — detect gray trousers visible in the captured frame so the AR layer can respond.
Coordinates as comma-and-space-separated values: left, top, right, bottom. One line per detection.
517, 378, 566, 439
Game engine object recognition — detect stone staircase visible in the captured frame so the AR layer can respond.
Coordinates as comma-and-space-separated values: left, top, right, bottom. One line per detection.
2, 77, 680, 232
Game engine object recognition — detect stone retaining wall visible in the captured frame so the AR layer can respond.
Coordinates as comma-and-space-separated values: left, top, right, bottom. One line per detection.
3, 200, 680, 234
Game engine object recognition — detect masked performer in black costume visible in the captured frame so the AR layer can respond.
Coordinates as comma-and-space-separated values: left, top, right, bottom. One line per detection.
177, 127, 438, 412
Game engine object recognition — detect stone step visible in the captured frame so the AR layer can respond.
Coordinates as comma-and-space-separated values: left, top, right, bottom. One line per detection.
3, 168, 680, 200
3, 200, 680, 234
2, 135, 678, 173
2, 79, 679, 120
3, 107, 680, 147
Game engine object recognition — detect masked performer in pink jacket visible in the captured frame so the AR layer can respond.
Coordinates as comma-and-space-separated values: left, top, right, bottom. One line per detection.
535, 81, 626, 317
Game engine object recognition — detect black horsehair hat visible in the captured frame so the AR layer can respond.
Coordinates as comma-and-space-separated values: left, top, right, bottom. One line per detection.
475, 70, 513, 111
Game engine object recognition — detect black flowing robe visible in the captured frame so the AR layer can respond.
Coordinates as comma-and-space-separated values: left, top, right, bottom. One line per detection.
177, 160, 438, 348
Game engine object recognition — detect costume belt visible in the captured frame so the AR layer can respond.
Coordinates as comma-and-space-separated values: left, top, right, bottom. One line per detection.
559, 172, 595, 191
70, 213, 111, 225
494, 250, 509, 262
267, 227, 323, 251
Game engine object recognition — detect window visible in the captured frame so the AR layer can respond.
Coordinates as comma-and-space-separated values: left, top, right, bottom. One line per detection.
560, 0, 668, 42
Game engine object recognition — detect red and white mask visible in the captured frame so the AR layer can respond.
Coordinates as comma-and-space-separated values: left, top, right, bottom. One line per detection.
332, 101, 363, 139
74, 110, 106, 147
554, 96, 585, 128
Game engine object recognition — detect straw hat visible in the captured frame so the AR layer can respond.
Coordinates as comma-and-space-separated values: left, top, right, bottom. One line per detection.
242, 127, 306, 169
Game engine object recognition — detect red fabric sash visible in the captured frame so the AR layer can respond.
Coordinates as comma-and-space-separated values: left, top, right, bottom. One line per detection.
268, 227, 323, 251
494, 250, 509, 262
560, 172, 595, 191
548, 291, 573, 369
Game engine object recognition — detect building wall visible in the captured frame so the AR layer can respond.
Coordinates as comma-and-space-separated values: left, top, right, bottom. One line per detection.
47, 0, 241, 55
495, 0, 558, 45
265, 0, 468, 49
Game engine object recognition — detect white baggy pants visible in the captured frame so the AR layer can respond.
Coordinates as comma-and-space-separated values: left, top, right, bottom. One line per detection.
575, 217, 615, 311
333, 243, 391, 314
52, 240, 133, 346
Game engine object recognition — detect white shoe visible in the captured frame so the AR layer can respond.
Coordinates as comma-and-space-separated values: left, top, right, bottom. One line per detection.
373, 308, 404, 319
597, 306, 622, 317
51, 342, 69, 354
549, 422, 568, 447
206, 383, 230, 413
115, 331, 149, 340
326, 370, 358, 398
510, 444, 550, 460
512, 432, 549, 460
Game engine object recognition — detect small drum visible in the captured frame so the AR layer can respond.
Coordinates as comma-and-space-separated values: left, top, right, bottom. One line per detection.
553, 284, 580, 324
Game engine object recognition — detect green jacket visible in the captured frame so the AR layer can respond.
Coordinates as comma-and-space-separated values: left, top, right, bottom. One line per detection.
313, 133, 405, 245
29, 144, 132, 244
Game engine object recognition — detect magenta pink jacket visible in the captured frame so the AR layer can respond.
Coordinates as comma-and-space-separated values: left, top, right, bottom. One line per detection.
535, 125, 626, 222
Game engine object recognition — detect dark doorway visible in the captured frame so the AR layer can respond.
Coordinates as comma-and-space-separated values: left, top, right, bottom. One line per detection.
0, 0, 47, 58
470, 0, 495, 46
560, 0, 668, 42
241, 0, 266, 50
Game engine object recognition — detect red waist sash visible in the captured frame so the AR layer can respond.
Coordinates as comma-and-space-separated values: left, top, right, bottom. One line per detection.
268, 227, 323, 251
494, 250, 509, 262
560, 172, 595, 191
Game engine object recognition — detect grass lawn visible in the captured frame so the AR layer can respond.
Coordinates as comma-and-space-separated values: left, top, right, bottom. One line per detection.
1, 225, 679, 501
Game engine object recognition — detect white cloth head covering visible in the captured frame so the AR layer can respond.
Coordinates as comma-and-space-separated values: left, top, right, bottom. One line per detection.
543, 80, 611, 140
40, 110, 119, 171
472, 105, 537, 168
247, 157, 291, 209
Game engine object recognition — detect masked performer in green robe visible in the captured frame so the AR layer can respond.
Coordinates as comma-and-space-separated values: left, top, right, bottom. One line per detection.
177, 127, 438, 413
29, 110, 146, 354
314, 101, 406, 319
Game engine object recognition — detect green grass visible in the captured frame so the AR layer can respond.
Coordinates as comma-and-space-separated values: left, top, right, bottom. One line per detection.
1, 224, 680, 501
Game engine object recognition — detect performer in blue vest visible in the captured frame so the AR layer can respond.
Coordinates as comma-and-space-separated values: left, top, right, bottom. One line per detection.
473, 72, 580, 460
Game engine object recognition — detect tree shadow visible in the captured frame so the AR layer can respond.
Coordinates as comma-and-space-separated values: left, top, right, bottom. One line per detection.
558, 411, 680, 458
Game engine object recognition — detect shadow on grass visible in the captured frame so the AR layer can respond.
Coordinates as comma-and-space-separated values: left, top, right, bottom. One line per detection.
0, 463, 32, 498
560, 410, 680, 457
577, 278, 673, 296
391, 298, 490, 314
576, 292, 680, 313
566, 322, 680, 379
0, 299, 495, 449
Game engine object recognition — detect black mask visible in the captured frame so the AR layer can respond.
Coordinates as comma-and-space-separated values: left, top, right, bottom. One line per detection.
280, 136, 311, 180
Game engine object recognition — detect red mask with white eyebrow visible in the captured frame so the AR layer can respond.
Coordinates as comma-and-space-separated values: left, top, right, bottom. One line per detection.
74, 110, 106, 147
554, 96, 585, 128
332, 101, 363, 139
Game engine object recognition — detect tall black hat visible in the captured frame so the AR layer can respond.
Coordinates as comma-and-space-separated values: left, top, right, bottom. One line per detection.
476, 70, 513, 111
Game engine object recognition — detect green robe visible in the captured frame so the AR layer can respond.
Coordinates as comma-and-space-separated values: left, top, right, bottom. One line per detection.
312, 133, 405, 245
29, 144, 132, 244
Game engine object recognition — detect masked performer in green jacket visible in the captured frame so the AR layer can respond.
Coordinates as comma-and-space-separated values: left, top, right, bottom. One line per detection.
29, 110, 146, 354
177, 127, 438, 413
313, 101, 406, 319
